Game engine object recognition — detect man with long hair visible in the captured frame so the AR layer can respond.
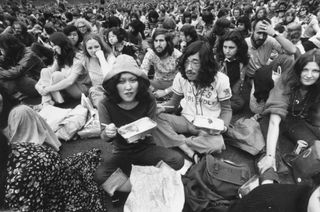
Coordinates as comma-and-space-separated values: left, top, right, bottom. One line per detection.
141, 28, 182, 99
153, 41, 232, 163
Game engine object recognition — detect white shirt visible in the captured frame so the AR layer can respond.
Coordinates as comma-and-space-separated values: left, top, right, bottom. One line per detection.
172, 72, 232, 122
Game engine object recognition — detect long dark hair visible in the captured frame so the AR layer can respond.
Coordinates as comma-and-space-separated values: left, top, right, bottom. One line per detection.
282, 49, 320, 95
0, 33, 25, 69
177, 40, 218, 88
49, 32, 75, 68
151, 28, 174, 56
62, 25, 83, 50
216, 30, 249, 65
0, 86, 19, 129
102, 73, 151, 104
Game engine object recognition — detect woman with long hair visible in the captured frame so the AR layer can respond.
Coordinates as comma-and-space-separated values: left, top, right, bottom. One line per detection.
258, 49, 320, 175
0, 33, 44, 100
216, 30, 249, 113
35, 32, 91, 107
82, 33, 115, 107
74, 18, 92, 38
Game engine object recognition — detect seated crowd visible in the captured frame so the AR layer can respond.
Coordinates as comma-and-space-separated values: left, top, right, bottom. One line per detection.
1, 0, 320, 211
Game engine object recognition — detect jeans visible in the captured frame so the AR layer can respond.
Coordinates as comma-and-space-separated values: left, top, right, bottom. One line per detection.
94, 144, 184, 185
259, 115, 320, 146
152, 113, 225, 154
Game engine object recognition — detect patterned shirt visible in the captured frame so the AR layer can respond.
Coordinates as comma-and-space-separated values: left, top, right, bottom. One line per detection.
141, 48, 182, 81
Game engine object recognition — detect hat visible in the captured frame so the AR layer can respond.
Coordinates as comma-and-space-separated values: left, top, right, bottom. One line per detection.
104, 55, 148, 81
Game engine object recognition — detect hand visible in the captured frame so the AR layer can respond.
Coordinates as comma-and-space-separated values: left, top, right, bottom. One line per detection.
52, 45, 61, 55
95, 49, 105, 59
259, 20, 276, 37
258, 155, 276, 174
154, 89, 167, 98
37, 86, 49, 96
104, 123, 117, 138
156, 104, 166, 114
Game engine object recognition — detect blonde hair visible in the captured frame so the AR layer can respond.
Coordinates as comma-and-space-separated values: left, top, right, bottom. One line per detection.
74, 18, 93, 34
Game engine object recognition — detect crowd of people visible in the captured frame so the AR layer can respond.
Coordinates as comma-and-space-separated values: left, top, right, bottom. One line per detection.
1, 0, 320, 211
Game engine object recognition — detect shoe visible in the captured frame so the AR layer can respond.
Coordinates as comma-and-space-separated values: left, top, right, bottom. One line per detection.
111, 191, 129, 208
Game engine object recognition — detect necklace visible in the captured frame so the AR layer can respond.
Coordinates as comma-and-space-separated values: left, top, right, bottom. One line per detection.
290, 89, 310, 118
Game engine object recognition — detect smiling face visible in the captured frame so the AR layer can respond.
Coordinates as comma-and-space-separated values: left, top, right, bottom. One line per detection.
85, 39, 101, 58
77, 23, 87, 35
223, 40, 238, 60
300, 61, 320, 86
184, 52, 200, 81
117, 73, 139, 103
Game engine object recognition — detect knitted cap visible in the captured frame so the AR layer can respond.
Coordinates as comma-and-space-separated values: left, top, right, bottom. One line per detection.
104, 55, 148, 81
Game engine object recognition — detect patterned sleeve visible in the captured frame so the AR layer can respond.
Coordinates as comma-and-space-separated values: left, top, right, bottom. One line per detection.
216, 72, 232, 101
140, 50, 153, 76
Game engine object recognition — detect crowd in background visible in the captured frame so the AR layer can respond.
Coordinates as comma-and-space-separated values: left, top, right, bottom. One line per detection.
1, 0, 320, 211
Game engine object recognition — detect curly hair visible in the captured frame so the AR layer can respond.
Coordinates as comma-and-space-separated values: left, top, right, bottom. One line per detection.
0, 33, 25, 69
83, 33, 112, 58
102, 73, 151, 104
151, 28, 174, 57
216, 30, 249, 66
282, 49, 320, 95
177, 40, 218, 88
74, 18, 92, 34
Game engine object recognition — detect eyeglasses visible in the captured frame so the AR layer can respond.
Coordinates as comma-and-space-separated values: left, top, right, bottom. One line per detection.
77, 25, 86, 29
184, 59, 200, 69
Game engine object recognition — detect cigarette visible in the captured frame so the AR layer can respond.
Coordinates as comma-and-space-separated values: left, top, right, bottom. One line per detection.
100, 123, 108, 127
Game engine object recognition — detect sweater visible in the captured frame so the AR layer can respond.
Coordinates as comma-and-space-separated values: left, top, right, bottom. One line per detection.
228, 184, 313, 212
98, 93, 157, 152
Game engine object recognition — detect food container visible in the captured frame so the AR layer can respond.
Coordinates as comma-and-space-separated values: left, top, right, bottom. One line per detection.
118, 117, 157, 143
193, 116, 225, 133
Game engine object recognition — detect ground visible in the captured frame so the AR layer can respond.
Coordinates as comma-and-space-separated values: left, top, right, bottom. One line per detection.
25, 96, 296, 212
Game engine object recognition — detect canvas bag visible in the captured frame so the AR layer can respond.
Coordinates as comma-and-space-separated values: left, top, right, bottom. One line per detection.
183, 155, 251, 212
226, 117, 265, 155
292, 140, 320, 184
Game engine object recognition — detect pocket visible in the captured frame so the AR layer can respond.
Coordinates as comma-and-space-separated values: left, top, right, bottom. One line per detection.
203, 155, 250, 199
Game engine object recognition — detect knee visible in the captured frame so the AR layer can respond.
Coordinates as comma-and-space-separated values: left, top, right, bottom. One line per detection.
165, 150, 184, 170
51, 72, 64, 83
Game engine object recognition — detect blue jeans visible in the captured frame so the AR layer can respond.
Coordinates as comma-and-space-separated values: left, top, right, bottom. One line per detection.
94, 144, 184, 185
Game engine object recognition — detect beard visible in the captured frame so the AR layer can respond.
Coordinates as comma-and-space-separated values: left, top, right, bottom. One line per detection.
154, 45, 169, 58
